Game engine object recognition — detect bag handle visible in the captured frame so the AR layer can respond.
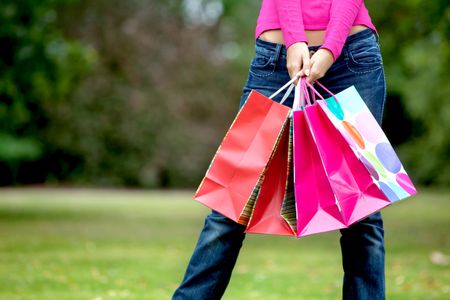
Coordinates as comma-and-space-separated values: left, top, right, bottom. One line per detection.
269, 76, 330, 108
303, 80, 312, 106
293, 77, 304, 110
293, 77, 314, 110
314, 80, 335, 98
269, 75, 299, 100
279, 83, 295, 105
305, 80, 340, 103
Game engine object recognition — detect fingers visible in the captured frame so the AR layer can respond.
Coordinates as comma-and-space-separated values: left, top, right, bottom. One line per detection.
286, 42, 310, 84
306, 58, 327, 84
293, 70, 304, 85
302, 55, 310, 77
288, 62, 301, 84
289, 56, 310, 85
306, 66, 321, 84
306, 49, 334, 84
287, 57, 300, 79
287, 58, 303, 81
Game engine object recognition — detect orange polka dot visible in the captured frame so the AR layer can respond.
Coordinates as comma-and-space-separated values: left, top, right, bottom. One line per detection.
343, 121, 365, 149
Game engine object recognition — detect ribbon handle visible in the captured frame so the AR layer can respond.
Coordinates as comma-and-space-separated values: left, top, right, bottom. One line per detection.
305, 80, 340, 103
269, 76, 299, 100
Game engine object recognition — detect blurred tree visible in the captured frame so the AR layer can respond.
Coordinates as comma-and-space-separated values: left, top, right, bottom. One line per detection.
0, 0, 95, 184
368, 0, 450, 185
43, 0, 259, 187
1, 0, 448, 187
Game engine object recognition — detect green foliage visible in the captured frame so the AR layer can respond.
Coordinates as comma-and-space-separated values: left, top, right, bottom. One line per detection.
41, 0, 259, 187
368, 0, 450, 185
0, 133, 42, 160
0, 0, 94, 181
0, 0, 448, 187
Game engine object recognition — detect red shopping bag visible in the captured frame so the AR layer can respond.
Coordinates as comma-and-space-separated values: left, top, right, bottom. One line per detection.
245, 118, 296, 236
194, 89, 291, 225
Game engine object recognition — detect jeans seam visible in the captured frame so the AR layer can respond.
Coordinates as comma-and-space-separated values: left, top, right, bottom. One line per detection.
379, 69, 387, 123
345, 61, 383, 75
249, 59, 276, 77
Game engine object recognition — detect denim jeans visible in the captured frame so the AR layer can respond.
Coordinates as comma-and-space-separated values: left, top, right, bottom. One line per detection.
173, 28, 386, 300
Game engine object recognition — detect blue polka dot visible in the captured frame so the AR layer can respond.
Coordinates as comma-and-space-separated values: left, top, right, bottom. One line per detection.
379, 182, 399, 202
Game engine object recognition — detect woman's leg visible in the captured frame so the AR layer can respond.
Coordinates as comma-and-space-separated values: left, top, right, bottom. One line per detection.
174, 28, 387, 299
173, 39, 293, 300
172, 211, 246, 300
340, 212, 385, 300
316, 29, 387, 300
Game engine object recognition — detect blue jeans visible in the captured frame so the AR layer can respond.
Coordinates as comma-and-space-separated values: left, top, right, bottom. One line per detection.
173, 28, 386, 300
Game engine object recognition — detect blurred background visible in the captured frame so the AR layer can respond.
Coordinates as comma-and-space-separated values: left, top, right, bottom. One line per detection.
0, 0, 448, 188
0, 0, 449, 299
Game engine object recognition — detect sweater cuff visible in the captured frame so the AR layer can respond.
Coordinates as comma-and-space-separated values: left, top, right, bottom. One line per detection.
283, 32, 308, 49
319, 42, 342, 62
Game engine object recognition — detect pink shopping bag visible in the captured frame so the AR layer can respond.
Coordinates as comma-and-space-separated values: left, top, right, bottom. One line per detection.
304, 96, 391, 226
292, 79, 348, 237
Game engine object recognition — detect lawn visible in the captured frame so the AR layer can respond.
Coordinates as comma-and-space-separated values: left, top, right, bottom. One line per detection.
0, 188, 448, 299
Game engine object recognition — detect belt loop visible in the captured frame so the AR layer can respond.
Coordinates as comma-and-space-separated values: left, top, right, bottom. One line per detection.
273, 43, 282, 63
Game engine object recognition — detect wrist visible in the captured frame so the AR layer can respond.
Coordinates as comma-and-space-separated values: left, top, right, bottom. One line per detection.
318, 48, 334, 58
319, 45, 338, 61
286, 40, 308, 50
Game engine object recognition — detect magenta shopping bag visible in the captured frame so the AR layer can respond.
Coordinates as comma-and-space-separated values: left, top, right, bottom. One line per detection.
304, 99, 391, 226
293, 104, 347, 236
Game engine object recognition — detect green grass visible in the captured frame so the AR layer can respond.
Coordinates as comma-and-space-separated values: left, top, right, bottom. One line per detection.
0, 188, 449, 299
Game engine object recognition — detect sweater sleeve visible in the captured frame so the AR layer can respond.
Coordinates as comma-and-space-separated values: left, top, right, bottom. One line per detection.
275, 0, 308, 48
320, 0, 363, 61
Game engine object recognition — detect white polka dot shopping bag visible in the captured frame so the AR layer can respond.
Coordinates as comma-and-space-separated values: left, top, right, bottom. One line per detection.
316, 83, 417, 201
290, 79, 417, 237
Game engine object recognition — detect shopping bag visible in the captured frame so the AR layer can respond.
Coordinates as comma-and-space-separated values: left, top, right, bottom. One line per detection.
292, 79, 412, 237
194, 88, 291, 225
304, 95, 391, 226
279, 121, 297, 234
292, 81, 347, 236
245, 118, 296, 236
313, 82, 417, 202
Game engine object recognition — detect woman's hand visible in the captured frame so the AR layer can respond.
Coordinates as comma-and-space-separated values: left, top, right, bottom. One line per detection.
305, 48, 334, 84
286, 42, 310, 83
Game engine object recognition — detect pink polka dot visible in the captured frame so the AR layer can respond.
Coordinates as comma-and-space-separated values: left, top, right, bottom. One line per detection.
355, 112, 385, 144
396, 173, 417, 195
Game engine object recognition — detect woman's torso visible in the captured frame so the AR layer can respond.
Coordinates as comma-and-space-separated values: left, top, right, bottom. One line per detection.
256, 0, 376, 46
259, 25, 368, 46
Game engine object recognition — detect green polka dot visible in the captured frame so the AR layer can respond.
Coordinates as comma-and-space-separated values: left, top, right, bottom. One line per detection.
364, 151, 388, 179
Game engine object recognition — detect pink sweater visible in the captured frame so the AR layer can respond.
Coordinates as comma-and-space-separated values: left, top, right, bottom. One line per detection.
255, 0, 377, 60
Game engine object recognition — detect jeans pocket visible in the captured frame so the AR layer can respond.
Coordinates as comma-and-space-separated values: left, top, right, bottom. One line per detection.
249, 52, 276, 77
346, 37, 383, 74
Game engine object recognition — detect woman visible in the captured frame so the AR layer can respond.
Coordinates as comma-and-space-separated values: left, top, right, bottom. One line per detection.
173, 0, 386, 299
